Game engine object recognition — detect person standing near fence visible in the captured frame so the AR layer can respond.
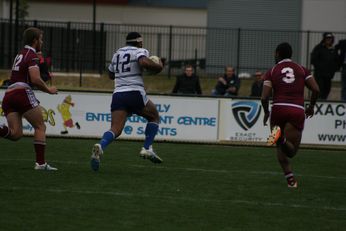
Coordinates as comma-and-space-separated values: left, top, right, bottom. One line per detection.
0, 27, 58, 170
336, 39, 346, 101
90, 32, 163, 171
262, 42, 319, 188
310, 32, 339, 100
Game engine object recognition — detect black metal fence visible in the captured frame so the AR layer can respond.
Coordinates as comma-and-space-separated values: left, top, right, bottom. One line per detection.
1, 18, 345, 77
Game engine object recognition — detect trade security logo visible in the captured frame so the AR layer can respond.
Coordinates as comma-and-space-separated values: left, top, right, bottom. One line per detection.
232, 101, 261, 130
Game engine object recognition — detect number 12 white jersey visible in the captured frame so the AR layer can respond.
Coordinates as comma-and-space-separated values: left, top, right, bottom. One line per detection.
108, 46, 149, 93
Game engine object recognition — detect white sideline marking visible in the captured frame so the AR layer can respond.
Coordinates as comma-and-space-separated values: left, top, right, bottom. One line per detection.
1, 158, 346, 181
1, 186, 346, 212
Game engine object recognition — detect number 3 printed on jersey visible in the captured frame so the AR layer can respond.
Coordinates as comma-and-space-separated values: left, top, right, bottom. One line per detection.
12, 54, 23, 71
281, 67, 295, 83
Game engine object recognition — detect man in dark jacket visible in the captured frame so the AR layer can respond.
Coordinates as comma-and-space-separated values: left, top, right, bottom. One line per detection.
311, 32, 340, 99
212, 66, 240, 96
336, 39, 346, 101
172, 64, 202, 95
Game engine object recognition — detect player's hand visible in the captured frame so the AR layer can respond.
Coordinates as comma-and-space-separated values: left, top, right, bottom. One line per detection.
48, 86, 58, 94
305, 105, 314, 118
160, 57, 166, 66
263, 111, 270, 126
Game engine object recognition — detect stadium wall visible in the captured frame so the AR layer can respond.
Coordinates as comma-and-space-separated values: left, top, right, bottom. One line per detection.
23, 2, 207, 27
0, 90, 345, 147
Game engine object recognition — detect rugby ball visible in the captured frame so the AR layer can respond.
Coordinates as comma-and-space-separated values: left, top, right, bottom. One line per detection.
149, 55, 160, 64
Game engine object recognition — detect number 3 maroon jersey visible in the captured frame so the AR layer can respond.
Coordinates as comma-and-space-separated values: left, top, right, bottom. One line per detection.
10, 45, 39, 86
264, 58, 312, 107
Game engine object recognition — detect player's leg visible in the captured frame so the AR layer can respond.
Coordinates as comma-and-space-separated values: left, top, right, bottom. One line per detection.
91, 110, 128, 171
101, 109, 128, 150
137, 99, 162, 163
139, 99, 159, 149
23, 106, 57, 170
280, 122, 302, 158
2, 112, 23, 140
276, 123, 302, 188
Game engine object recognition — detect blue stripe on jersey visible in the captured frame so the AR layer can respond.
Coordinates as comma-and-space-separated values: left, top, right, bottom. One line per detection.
115, 73, 142, 78
118, 48, 138, 52
116, 83, 144, 88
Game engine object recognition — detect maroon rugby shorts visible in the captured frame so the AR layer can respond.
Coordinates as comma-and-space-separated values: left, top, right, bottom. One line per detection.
270, 105, 305, 131
2, 88, 39, 116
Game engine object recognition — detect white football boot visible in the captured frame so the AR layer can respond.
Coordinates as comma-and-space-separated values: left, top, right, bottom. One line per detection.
139, 146, 163, 164
91, 143, 103, 171
34, 162, 58, 171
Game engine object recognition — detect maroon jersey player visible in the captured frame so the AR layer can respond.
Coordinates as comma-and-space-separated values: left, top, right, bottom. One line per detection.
0, 27, 58, 170
261, 42, 319, 188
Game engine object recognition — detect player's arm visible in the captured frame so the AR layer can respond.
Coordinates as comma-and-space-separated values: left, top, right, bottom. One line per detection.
305, 76, 320, 118
138, 56, 163, 74
29, 66, 57, 94
261, 80, 272, 126
108, 70, 115, 80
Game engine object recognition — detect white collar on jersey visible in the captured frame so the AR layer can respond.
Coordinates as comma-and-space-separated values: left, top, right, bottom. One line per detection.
278, 58, 292, 64
24, 45, 36, 53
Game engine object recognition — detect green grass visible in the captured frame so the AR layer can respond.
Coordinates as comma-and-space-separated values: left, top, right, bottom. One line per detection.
1, 137, 346, 230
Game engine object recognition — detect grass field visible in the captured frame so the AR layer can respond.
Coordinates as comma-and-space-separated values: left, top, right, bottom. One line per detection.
1, 137, 346, 230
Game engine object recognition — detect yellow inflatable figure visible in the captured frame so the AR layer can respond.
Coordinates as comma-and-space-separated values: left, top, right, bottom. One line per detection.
57, 95, 80, 134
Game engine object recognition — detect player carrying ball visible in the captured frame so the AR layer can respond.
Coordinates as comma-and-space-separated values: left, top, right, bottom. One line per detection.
90, 32, 163, 171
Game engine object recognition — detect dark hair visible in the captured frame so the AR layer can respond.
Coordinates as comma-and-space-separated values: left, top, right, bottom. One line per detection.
185, 64, 193, 70
275, 42, 292, 59
322, 32, 334, 43
126, 32, 142, 46
23, 27, 42, 46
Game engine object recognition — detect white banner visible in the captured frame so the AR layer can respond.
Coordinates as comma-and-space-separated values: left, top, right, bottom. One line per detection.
218, 99, 270, 143
218, 99, 346, 146
0, 89, 345, 146
0, 90, 219, 142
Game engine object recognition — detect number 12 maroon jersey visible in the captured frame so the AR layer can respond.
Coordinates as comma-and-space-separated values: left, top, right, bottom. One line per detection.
10, 45, 39, 86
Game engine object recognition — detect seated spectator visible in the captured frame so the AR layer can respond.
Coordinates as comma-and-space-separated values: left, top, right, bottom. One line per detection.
250, 71, 264, 97
37, 51, 53, 84
172, 64, 202, 95
212, 66, 240, 96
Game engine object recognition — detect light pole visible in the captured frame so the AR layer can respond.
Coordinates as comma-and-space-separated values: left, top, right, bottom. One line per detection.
92, 0, 96, 71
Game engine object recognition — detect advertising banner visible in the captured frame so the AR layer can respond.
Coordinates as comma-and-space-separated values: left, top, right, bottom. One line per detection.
218, 99, 270, 143
219, 99, 346, 146
0, 89, 345, 146
0, 90, 219, 142
303, 102, 346, 145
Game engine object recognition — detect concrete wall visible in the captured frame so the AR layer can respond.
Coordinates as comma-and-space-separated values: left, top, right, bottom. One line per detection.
25, 2, 207, 27
301, 0, 346, 32
207, 0, 301, 30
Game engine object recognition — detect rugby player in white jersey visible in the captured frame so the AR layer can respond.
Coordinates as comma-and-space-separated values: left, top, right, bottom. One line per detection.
90, 32, 163, 171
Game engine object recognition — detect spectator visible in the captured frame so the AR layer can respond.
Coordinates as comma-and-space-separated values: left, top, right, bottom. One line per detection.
310, 32, 340, 99
250, 71, 264, 97
37, 51, 53, 84
172, 64, 202, 95
335, 39, 346, 101
212, 66, 240, 96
